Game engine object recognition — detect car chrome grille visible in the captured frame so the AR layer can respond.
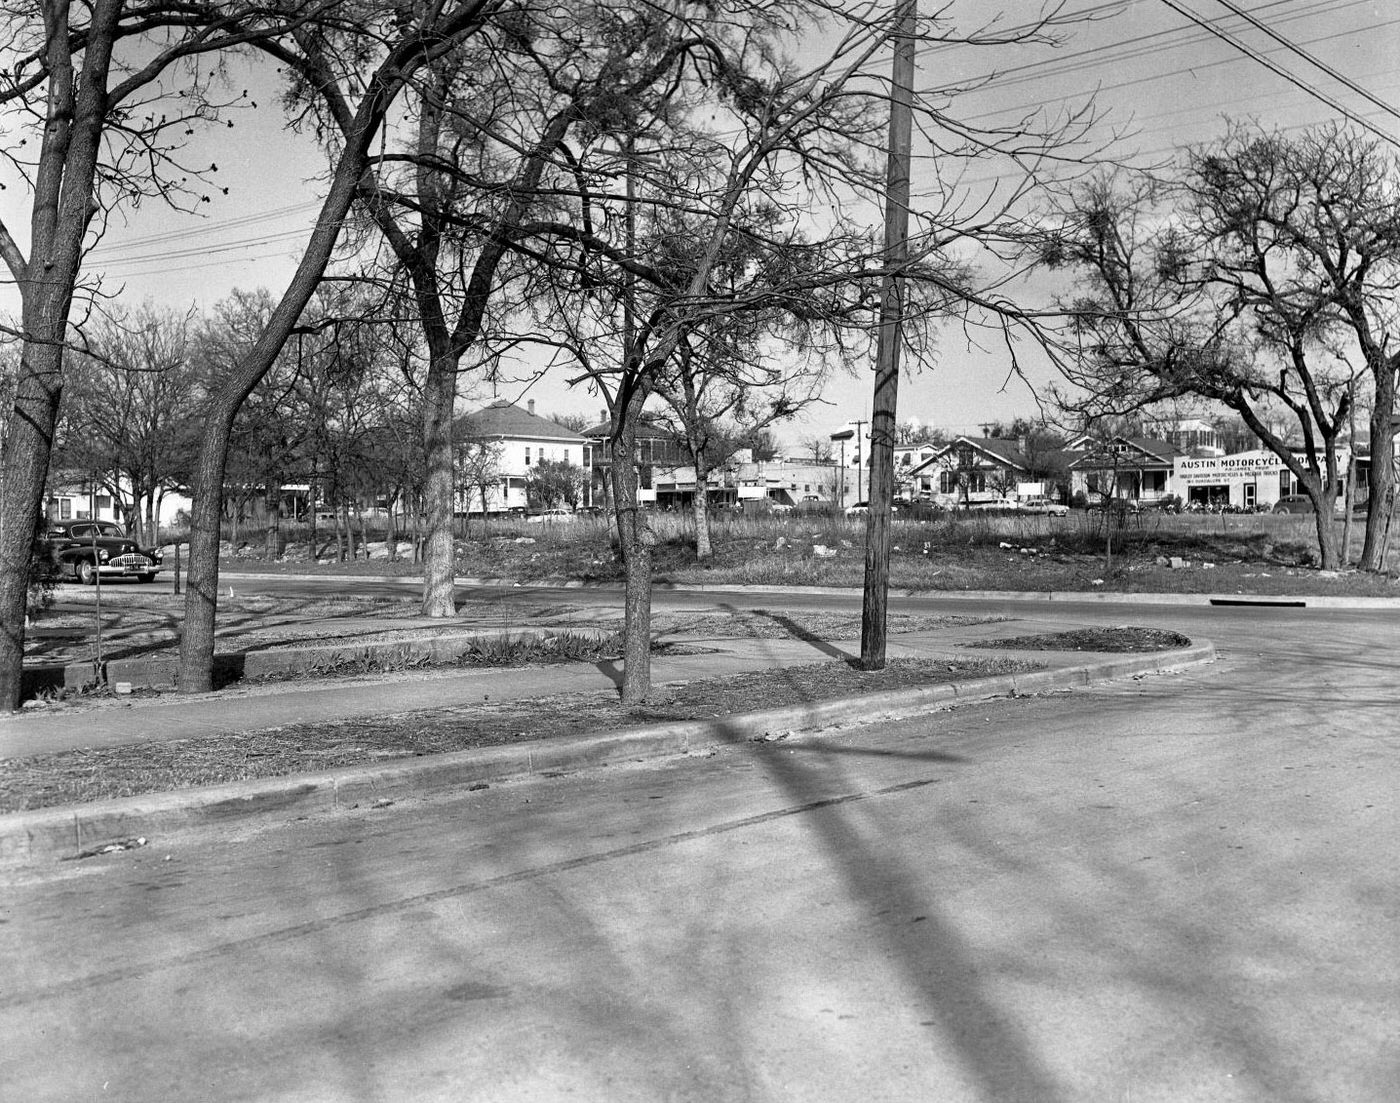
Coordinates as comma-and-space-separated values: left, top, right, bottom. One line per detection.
113, 554, 150, 567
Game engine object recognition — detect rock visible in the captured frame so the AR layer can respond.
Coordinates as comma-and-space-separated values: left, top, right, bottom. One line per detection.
812, 544, 837, 558
1155, 555, 1169, 566
1169, 556, 1187, 569
774, 536, 788, 549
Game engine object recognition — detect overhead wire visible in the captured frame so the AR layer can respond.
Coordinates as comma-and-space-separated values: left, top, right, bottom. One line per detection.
1154, 0, 1399, 147
82, 1, 1400, 281
1205, 0, 1400, 122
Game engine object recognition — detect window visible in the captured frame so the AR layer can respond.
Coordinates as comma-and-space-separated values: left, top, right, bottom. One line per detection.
59, 498, 72, 520
525, 447, 532, 466
96, 495, 111, 510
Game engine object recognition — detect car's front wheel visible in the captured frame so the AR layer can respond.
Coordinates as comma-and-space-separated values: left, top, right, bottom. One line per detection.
75, 559, 95, 585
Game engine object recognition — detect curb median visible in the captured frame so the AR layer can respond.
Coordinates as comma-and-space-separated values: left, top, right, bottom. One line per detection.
0, 643, 1216, 868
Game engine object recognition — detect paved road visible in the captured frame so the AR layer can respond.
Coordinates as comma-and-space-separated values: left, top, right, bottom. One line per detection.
3, 596, 1396, 1102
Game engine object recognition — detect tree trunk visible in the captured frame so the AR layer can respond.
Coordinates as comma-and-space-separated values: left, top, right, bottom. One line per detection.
385, 497, 399, 562
0, 0, 122, 709
690, 448, 712, 559
263, 484, 282, 559
0, 344, 64, 710
173, 0, 501, 693
612, 392, 654, 705
178, 409, 237, 693
1303, 472, 1342, 569
420, 351, 457, 616
1359, 367, 1395, 571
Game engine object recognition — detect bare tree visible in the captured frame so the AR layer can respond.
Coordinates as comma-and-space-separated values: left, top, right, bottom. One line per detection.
1192, 124, 1400, 568
654, 314, 826, 557
176, 1, 510, 692
1039, 136, 1376, 569
54, 302, 201, 545
455, 439, 504, 529
0, 0, 320, 708
337, 1, 719, 617
802, 435, 836, 464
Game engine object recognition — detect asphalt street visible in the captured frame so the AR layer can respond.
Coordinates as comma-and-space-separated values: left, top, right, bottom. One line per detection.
2, 590, 1397, 1102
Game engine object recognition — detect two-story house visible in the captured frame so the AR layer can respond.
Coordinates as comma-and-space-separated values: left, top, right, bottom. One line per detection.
455, 400, 590, 514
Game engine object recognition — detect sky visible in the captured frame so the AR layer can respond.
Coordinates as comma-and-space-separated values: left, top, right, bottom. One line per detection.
2, 0, 1397, 446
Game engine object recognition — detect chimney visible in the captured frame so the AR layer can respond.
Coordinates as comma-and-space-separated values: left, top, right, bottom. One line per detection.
527, 399, 535, 416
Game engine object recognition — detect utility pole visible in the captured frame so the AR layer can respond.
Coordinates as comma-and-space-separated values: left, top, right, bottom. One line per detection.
860, 0, 916, 670
831, 428, 854, 508
852, 417, 867, 501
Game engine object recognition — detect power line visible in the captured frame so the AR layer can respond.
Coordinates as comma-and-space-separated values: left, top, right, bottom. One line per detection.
961, 9, 1396, 131
79, 3, 1400, 278
1156, 0, 1400, 147
1206, 0, 1400, 123
961, 0, 1358, 93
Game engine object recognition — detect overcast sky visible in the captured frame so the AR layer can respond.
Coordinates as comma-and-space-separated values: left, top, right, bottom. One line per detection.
2, 0, 1396, 443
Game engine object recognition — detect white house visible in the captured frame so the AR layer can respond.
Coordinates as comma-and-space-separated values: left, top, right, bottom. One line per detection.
455, 400, 590, 514
45, 472, 191, 532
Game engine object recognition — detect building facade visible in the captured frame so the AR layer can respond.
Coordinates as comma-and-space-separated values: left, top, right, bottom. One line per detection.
455, 400, 590, 514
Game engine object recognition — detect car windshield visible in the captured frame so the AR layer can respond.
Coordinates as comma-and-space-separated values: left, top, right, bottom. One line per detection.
67, 522, 125, 539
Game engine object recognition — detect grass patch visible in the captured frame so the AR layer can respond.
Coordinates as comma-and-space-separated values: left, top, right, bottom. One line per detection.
216, 511, 1400, 598
0, 656, 1038, 813
962, 627, 1192, 652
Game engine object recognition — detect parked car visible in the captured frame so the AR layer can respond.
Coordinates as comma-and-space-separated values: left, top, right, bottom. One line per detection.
967, 496, 1021, 512
40, 520, 162, 584
1271, 494, 1347, 516
844, 501, 869, 516
525, 508, 575, 524
1019, 496, 1069, 517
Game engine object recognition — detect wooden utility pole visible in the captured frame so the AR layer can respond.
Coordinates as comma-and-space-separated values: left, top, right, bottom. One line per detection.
860, 0, 916, 670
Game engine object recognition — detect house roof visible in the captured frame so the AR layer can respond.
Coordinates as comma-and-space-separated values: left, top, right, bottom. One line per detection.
456, 401, 585, 443
1067, 435, 1182, 467
580, 413, 677, 441
908, 436, 1031, 476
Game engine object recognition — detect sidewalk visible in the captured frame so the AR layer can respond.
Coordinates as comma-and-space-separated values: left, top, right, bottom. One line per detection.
0, 609, 1217, 867
2, 616, 1097, 760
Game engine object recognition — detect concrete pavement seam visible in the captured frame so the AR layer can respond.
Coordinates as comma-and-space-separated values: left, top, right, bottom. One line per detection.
0, 643, 1215, 868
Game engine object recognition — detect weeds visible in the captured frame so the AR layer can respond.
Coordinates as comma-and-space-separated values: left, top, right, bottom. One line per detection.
253, 629, 624, 683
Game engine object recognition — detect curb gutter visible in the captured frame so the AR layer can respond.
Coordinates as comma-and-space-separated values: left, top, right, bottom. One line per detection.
0, 643, 1215, 868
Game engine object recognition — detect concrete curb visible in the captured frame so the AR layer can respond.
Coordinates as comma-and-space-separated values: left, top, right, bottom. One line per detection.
0, 642, 1215, 867
55, 624, 614, 692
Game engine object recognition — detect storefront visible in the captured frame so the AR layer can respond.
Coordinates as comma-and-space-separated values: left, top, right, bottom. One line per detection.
1173, 451, 1289, 509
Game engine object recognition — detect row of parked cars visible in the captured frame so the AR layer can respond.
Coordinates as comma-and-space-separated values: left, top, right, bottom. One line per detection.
837, 496, 1071, 517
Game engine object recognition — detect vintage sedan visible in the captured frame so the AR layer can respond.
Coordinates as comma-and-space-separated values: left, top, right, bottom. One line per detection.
40, 520, 163, 584
1019, 496, 1070, 517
